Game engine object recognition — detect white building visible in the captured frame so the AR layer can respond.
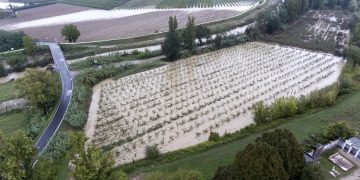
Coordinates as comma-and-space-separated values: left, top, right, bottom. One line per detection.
340, 137, 360, 159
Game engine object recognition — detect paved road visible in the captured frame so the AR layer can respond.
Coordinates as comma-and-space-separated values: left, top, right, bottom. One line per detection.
35, 43, 73, 155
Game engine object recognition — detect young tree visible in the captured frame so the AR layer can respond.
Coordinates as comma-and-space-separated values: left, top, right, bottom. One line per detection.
182, 16, 196, 52
323, 121, 355, 140
0, 62, 7, 77
195, 25, 211, 45
31, 158, 56, 180
61, 24, 81, 43
69, 132, 115, 180
7, 56, 27, 72
23, 35, 37, 58
161, 16, 181, 60
213, 35, 223, 49
252, 101, 270, 124
349, 0, 358, 11
256, 129, 305, 179
15, 69, 61, 113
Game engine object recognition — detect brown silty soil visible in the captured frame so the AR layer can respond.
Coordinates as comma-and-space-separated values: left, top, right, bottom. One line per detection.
7, 9, 239, 42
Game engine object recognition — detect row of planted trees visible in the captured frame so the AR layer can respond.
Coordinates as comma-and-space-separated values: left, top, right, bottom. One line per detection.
253, 85, 338, 125
161, 16, 212, 61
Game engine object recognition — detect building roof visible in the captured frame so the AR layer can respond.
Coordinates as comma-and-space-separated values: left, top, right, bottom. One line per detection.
348, 137, 360, 147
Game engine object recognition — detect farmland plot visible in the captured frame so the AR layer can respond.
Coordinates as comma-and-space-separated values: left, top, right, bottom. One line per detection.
86, 42, 344, 165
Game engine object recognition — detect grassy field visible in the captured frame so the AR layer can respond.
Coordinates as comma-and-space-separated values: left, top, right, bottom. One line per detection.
124, 91, 360, 179
0, 111, 28, 134
0, 82, 19, 102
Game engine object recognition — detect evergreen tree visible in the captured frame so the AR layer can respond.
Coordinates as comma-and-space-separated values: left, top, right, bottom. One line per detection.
256, 129, 305, 179
162, 16, 181, 60
232, 142, 288, 180
182, 16, 197, 52
195, 25, 211, 45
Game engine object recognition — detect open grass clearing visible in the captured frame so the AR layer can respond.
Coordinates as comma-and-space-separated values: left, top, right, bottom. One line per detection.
0, 110, 28, 134
0, 81, 19, 102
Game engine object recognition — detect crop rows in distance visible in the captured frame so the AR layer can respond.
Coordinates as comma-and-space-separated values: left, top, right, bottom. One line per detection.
91, 42, 344, 165
118, 0, 259, 9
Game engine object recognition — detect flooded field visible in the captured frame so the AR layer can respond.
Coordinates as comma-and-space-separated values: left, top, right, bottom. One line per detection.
86, 42, 345, 165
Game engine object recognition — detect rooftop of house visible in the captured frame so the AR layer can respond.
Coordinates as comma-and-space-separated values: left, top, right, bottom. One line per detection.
347, 137, 360, 147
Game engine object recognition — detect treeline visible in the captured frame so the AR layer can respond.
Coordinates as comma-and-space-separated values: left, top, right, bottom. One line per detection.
246, 0, 359, 39
253, 85, 338, 125
213, 129, 324, 180
0, 30, 26, 52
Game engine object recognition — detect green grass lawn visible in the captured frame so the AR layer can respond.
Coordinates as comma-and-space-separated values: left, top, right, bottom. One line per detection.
126, 91, 360, 179
0, 111, 29, 134
0, 82, 19, 102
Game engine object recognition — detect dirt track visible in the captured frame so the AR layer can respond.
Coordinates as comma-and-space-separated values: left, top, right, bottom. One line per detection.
13, 9, 239, 42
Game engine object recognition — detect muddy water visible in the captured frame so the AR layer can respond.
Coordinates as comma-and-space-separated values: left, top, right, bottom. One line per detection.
87, 42, 344, 165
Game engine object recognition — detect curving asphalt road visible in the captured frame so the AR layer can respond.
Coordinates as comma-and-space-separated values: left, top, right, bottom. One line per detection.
35, 43, 73, 155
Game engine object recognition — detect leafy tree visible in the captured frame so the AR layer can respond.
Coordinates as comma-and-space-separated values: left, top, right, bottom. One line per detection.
15, 69, 61, 113
214, 35, 223, 49
349, 0, 358, 11
23, 35, 37, 58
231, 142, 288, 180
245, 25, 262, 40
0, 30, 25, 52
145, 145, 161, 159
162, 16, 181, 60
7, 56, 27, 72
323, 121, 355, 140
61, 24, 81, 43
0, 63, 7, 77
213, 166, 236, 180
31, 158, 56, 180
182, 16, 196, 52
109, 170, 127, 180
345, 45, 360, 64
196, 25, 211, 45
256, 129, 305, 179
208, 132, 220, 142
0, 131, 37, 179
252, 101, 270, 124
300, 163, 325, 180
69, 132, 115, 180
327, 0, 337, 8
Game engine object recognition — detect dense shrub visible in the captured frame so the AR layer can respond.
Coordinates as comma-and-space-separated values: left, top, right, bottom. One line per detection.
146, 169, 204, 180
323, 121, 356, 140
145, 145, 160, 159
26, 108, 49, 139
0, 30, 25, 52
7, 56, 27, 72
43, 131, 70, 160
208, 132, 221, 142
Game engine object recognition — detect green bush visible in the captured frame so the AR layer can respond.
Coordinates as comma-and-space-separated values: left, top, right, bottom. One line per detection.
208, 132, 221, 142
323, 121, 356, 141
43, 131, 70, 160
145, 145, 161, 159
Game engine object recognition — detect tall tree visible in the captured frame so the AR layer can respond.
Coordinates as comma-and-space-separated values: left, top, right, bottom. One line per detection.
31, 158, 56, 180
161, 16, 181, 60
0, 131, 37, 179
256, 129, 305, 179
182, 16, 196, 52
15, 69, 61, 113
232, 142, 288, 180
351, 22, 360, 46
69, 132, 115, 180
349, 0, 358, 11
23, 35, 37, 58
195, 25, 211, 45
61, 24, 81, 43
